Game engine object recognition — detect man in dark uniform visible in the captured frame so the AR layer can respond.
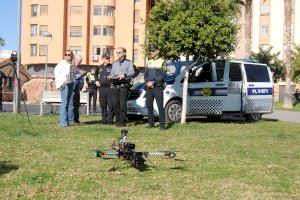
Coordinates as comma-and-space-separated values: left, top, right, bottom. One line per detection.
144, 45, 167, 130
96, 53, 113, 124
86, 68, 98, 113
0, 71, 7, 111
109, 47, 135, 127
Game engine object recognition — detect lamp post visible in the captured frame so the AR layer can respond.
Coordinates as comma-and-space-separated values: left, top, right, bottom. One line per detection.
42, 31, 52, 91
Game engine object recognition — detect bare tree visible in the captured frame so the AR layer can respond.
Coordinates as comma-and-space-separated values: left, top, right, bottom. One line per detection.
245, 0, 253, 56
283, 0, 293, 108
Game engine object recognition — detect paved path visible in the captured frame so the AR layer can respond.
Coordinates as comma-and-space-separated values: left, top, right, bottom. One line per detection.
263, 110, 300, 124
1, 102, 300, 123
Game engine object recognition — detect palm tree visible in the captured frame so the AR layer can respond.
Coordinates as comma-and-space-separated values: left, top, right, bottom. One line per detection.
245, 0, 252, 56
0, 37, 5, 47
283, 0, 293, 108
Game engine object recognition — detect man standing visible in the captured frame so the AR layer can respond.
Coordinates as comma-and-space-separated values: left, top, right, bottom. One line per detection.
109, 47, 135, 127
96, 53, 113, 124
73, 55, 84, 124
144, 45, 167, 130
86, 68, 98, 113
54, 50, 75, 127
0, 70, 7, 111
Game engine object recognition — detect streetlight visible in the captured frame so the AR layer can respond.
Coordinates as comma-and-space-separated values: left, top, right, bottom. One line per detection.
42, 31, 52, 91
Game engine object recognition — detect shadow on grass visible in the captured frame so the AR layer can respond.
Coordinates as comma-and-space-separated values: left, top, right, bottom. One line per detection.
261, 118, 279, 122
82, 120, 101, 125
0, 161, 19, 176
187, 116, 249, 124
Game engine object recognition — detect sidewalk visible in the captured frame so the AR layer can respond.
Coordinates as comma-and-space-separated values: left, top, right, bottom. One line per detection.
263, 110, 300, 124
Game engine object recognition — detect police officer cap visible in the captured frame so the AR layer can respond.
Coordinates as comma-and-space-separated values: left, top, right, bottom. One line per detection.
102, 53, 110, 58
149, 44, 159, 51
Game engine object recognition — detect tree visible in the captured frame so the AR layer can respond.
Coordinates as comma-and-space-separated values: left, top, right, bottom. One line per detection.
0, 37, 5, 47
146, 0, 243, 123
146, 0, 242, 61
250, 47, 285, 82
245, 0, 253, 56
292, 45, 300, 82
283, 0, 293, 108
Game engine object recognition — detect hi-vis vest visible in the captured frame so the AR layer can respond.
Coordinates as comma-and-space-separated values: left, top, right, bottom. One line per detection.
147, 58, 166, 69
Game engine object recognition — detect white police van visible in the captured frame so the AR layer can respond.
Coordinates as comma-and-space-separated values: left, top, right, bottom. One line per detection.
127, 60, 274, 123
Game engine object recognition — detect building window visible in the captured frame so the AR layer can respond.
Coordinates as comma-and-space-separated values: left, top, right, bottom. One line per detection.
261, 5, 270, 16
39, 25, 48, 36
31, 4, 38, 17
135, 0, 140, 3
93, 26, 101, 35
103, 6, 114, 16
30, 44, 37, 56
30, 24, 38, 37
94, 6, 102, 15
102, 46, 113, 56
103, 26, 114, 36
40, 5, 48, 16
134, 29, 139, 43
133, 49, 139, 62
69, 46, 82, 55
39, 45, 46, 56
70, 26, 82, 37
70, 6, 82, 16
134, 10, 140, 23
93, 46, 101, 55
261, 25, 269, 35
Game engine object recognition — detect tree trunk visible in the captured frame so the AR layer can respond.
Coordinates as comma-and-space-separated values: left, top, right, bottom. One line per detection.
181, 55, 190, 124
283, 0, 293, 108
245, 0, 252, 56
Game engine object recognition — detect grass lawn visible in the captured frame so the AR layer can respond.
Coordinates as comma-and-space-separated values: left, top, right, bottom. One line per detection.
0, 114, 299, 199
275, 102, 300, 112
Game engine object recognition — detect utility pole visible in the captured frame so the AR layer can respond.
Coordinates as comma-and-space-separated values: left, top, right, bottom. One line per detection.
13, 0, 22, 114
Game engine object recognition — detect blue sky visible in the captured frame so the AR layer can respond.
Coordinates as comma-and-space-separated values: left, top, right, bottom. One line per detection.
0, 0, 18, 50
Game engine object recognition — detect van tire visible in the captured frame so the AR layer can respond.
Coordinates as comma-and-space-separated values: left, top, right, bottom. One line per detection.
245, 114, 262, 122
165, 100, 182, 123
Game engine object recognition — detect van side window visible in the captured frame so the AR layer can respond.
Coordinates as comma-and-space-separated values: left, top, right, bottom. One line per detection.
215, 61, 225, 81
229, 63, 242, 81
244, 64, 270, 82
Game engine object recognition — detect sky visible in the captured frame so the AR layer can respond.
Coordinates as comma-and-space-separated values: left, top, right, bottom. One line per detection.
0, 0, 19, 50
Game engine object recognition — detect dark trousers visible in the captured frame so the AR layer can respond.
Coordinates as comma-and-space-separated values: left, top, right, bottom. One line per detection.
146, 86, 165, 127
111, 86, 129, 125
99, 87, 113, 123
73, 91, 80, 122
0, 89, 2, 110
88, 89, 97, 111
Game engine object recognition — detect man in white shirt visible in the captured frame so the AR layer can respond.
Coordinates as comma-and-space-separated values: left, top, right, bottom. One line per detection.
54, 50, 75, 127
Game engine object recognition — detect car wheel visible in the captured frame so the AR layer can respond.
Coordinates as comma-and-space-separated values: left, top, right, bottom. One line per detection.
245, 113, 262, 122
165, 100, 182, 123
127, 114, 144, 121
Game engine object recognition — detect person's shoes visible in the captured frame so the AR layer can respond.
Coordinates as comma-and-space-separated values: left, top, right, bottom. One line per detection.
146, 124, 155, 129
107, 121, 114, 125
100, 120, 107, 124
68, 122, 76, 126
74, 121, 80, 125
159, 125, 165, 130
116, 123, 126, 127
60, 124, 68, 127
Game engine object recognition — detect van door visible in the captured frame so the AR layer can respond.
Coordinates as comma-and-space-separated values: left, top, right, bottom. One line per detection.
242, 63, 274, 113
223, 62, 243, 111
188, 61, 228, 115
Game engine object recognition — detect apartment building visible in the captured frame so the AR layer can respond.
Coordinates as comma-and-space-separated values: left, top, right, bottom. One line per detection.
235, 0, 300, 60
21, 0, 152, 75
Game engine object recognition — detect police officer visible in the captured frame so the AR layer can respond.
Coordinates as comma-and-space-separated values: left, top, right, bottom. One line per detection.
0, 70, 7, 111
96, 53, 113, 124
109, 47, 135, 127
144, 45, 167, 130
86, 68, 98, 113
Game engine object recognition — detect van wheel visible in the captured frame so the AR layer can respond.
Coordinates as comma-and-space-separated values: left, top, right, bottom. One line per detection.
127, 114, 144, 121
165, 100, 182, 123
245, 114, 262, 122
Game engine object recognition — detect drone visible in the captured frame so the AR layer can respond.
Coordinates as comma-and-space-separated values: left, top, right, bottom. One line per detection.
92, 129, 176, 171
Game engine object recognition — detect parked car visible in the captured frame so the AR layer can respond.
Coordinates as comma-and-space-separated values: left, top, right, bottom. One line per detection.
127, 60, 274, 122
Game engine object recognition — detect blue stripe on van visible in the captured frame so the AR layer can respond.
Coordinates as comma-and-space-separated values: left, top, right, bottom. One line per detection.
189, 88, 228, 96
247, 88, 273, 95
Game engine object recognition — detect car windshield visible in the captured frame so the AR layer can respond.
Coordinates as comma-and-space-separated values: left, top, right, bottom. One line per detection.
165, 61, 186, 84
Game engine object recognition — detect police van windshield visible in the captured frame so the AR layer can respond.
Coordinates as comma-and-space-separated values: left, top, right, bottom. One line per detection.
244, 64, 270, 82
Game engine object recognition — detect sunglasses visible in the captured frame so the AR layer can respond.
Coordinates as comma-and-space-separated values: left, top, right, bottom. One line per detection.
65, 53, 72, 56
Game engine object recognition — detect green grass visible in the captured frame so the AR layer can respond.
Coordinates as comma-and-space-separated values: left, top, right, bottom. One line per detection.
275, 102, 300, 112
0, 114, 299, 199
